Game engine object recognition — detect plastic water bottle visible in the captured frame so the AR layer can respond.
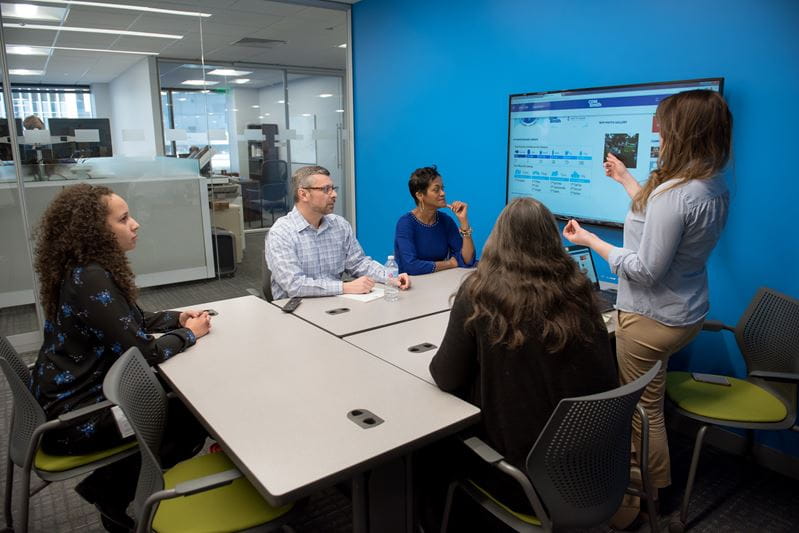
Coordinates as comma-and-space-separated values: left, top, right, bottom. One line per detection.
384, 255, 399, 302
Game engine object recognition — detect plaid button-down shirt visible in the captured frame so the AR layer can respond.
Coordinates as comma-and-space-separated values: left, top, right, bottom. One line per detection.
265, 207, 388, 300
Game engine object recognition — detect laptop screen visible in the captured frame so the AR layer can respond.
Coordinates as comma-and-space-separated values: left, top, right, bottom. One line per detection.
566, 245, 600, 289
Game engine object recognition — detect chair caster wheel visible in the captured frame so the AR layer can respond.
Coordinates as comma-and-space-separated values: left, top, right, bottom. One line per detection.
668, 519, 685, 533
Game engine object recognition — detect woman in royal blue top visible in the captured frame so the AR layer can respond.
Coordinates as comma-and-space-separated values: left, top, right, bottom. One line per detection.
394, 165, 476, 275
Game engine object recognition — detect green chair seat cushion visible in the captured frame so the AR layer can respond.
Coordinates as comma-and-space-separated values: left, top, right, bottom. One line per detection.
666, 371, 788, 422
153, 452, 292, 533
34, 441, 137, 472
468, 479, 541, 526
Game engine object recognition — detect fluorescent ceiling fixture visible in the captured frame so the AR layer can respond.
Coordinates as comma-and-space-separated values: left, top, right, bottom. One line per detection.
9, 69, 44, 75
277, 100, 284, 104
181, 80, 218, 86
338, 43, 347, 48
7, 43, 158, 56
300, 113, 312, 117
3, 22, 182, 39
178, 97, 187, 101
232, 78, 250, 84
336, 109, 344, 113
5, 45, 51, 55
1, 3, 66, 21
318, 93, 333, 98
251, 105, 260, 108
208, 69, 252, 76
32, 1, 211, 17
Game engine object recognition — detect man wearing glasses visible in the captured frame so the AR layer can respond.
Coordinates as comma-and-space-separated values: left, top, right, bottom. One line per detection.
266, 165, 411, 299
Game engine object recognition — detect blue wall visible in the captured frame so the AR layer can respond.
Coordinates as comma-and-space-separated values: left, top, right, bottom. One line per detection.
351, 0, 799, 454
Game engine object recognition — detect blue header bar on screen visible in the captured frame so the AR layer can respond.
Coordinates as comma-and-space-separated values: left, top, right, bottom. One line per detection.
511, 94, 668, 112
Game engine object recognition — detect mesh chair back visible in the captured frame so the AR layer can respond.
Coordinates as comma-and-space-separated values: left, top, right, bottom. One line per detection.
262, 252, 274, 302
0, 336, 47, 466
736, 288, 799, 375
103, 348, 167, 519
525, 361, 661, 528
261, 160, 289, 202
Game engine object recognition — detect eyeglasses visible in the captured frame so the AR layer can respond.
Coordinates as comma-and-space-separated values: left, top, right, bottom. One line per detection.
302, 185, 338, 194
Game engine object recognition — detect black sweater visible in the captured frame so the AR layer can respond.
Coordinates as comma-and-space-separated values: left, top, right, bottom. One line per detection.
430, 289, 617, 495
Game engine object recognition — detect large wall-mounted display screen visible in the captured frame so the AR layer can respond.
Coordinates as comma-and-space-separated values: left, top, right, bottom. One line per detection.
506, 78, 723, 226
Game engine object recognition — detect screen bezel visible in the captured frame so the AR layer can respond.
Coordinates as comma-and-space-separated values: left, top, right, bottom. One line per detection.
505, 77, 724, 228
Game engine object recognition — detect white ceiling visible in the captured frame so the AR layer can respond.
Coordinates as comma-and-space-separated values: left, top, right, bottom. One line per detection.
2, 0, 349, 85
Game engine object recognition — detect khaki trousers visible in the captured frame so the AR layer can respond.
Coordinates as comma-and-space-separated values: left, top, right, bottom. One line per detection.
616, 311, 703, 488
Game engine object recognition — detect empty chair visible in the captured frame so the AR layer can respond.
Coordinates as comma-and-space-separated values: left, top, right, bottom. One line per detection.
260, 159, 290, 225
0, 336, 137, 533
666, 287, 799, 532
102, 347, 299, 532
441, 361, 661, 533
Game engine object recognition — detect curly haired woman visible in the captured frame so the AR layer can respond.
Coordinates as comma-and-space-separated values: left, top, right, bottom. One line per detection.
32, 183, 212, 532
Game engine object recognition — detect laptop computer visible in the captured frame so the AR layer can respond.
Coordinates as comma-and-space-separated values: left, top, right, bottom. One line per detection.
566, 245, 617, 312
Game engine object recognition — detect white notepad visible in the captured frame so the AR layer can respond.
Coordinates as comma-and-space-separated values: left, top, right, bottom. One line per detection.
338, 287, 385, 302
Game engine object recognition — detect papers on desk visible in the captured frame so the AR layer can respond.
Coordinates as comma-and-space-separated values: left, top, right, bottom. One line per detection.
338, 287, 385, 302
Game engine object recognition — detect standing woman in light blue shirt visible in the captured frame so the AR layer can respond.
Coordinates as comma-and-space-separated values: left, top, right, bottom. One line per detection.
562, 89, 732, 522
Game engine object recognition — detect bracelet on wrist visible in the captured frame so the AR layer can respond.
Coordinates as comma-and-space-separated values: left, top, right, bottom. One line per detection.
459, 226, 473, 237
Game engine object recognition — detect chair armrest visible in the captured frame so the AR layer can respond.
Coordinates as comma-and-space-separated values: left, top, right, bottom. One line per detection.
462, 436, 504, 465
173, 468, 242, 497
702, 320, 734, 332
749, 371, 799, 384
57, 400, 113, 423
460, 437, 550, 526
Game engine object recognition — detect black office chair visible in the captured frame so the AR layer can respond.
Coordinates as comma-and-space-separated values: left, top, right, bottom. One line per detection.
262, 251, 274, 302
102, 347, 300, 532
665, 287, 799, 532
0, 337, 137, 533
259, 160, 289, 225
441, 361, 662, 533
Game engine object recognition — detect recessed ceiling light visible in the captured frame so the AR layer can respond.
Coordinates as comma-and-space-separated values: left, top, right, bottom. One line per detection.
200, 90, 211, 94
338, 43, 347, 48
233, 108, 238, 112
181, 80, 218, 86
9, 69, 44, 75
178, 98, 187, 101
0, 3, 67, 21
251, 105, 260, 108
208, 69, 252, 77
30, 1, 211, 17
263, 113, 271, 116
277, 100, 285, 104
318, 93, 333, 98
3, 22, 182, 39
336, 109, 344, 113
5, 45, 51, 55
300, 113, 312, 117
232, 78, 250, 84
50, 45, 158, 55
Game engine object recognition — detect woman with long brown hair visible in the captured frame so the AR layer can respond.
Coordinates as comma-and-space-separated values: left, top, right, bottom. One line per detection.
429, 197, 617, 514
32, 183, 212, 532
563, 89, 732, 525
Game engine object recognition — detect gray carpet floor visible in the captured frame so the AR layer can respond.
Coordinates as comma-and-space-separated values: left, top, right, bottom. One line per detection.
2, 232, 798, 532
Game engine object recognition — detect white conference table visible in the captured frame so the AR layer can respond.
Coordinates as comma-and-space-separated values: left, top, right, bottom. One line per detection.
159, 295, 480, 532
272, 267, 471, 337
346, 312, 451, 385
346, 311, 617, 385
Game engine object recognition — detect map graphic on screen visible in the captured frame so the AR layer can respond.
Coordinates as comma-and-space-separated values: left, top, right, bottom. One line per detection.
506, 78, 723, 226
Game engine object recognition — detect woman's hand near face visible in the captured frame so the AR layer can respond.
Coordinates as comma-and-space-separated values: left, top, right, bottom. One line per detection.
447, 201, 469, 224
185, 312, 212, 339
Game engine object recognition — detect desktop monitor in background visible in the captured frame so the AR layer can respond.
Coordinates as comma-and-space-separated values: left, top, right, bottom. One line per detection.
0, 118, 23, 160
506, 78, 723, 227
48, 118, 113, 159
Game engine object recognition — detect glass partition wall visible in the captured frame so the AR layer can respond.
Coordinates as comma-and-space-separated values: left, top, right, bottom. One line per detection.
158, 61, 346, 229
1, 0, 351, 352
